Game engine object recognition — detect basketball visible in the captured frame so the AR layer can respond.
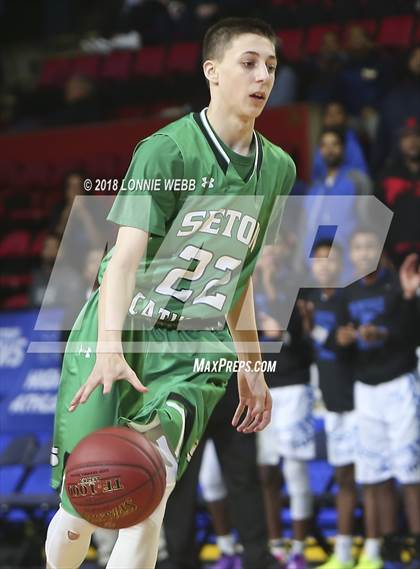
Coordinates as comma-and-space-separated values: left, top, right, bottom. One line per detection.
64, 426, 166, 529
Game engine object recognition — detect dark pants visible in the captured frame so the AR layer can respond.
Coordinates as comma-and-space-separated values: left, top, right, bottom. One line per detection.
164, 376, 275, 569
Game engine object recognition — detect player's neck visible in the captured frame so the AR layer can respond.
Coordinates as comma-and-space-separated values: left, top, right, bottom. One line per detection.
206, 102, 255, 156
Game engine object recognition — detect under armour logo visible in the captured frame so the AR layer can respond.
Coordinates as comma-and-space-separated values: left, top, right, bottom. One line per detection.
201, 176, 215, 189
79, 345, 92, 358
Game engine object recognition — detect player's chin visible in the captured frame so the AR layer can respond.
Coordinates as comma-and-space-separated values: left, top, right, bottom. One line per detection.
246, 97, 267, 117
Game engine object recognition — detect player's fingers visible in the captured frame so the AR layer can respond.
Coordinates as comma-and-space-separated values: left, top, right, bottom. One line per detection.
127, 370, 148, 393
243, 413, 262, 433
69, 377, 97, 410
251, 398, 264, 417
79, 377, 100, 404
249, 390, 272, 432
255, 408, 272, 432
237, 406, 253, 432
266, 389, 273, 412
232, 401, 246, 427
246, 393, 270, 432
68, 385, 85, 412
102, 377, 114, 395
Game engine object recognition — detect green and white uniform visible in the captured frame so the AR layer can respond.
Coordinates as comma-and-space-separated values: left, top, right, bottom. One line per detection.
51, 109, 296, 516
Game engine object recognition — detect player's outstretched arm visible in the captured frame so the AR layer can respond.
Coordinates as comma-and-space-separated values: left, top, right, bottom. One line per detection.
226, 279, 272, 434
69, 226, 149, 411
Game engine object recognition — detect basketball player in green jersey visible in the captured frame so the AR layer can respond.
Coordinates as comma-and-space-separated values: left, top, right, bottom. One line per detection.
45, 17, 296, 569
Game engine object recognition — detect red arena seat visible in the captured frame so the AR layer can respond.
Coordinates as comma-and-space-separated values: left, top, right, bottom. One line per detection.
377, 15, 415, 48
276, 29, 304, 61
132, 46, 166, 78
166, 42, 201, 74
100, 50, 134, 81
414, 19, 420, 44
39, 57, 73, 88
71, 54, 102, 79
2, 293, 29, 309
0, 230, 31, 257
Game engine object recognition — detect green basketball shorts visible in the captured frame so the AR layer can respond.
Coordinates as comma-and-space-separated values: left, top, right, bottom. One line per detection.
51, 291, 237, 517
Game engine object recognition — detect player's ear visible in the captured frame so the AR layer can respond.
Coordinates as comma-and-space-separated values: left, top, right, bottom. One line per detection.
203, 59, 219, 85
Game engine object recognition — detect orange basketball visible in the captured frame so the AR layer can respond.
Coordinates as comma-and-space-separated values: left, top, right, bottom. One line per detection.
64, 426, 166, 529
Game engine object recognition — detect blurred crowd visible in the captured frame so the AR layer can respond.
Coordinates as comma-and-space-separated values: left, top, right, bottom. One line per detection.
0, 1, 419, 134
1, 0, 419, 45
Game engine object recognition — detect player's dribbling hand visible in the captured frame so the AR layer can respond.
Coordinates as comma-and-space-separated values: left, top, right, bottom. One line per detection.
68, 353, 148, 412
232, 370, 272, 434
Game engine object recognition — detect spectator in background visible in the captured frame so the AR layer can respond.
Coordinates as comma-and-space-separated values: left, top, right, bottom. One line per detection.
49, 170, 102, 254
191, 0, 221, 38
267, 47, 298, 109
29, 233, 85, 327
335, 233, 420, 569
298, 128, 372, 279
78, 0, 192, 49
312, 101, 368, 180
372, 45, 420, 172
376, 118, 420, 267
299, 241, 361, 569
163, 377, 279, 569
253, 245, 314, 568
118, 0, 190, 44
50, 169, 85, 235
44, 74, 103, 128
198, 440, 242, 569
83, 248, 105, 299
306, 31, 345, 105
337, 26, 392, 138
257, 292, 314, 568
29, 233, 61, 308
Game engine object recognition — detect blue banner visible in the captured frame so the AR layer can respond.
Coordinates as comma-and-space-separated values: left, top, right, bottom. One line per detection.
0, 309, 63, 434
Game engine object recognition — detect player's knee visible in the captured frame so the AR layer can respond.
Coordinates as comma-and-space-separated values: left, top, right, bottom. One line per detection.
283, 458, 313, 520
283, 458, 310, 493
259, 465, 280, 489
146, 428, 178, 490
45, 507, 94, 569
335, 465, 355, 490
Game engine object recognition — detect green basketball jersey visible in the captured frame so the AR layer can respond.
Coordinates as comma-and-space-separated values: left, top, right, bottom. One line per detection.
104, 108, 295, 325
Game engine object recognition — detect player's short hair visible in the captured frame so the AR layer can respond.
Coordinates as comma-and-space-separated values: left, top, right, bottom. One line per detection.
320, 127, 346, 146
313, 239, 343, 256
202, 17, 279, 62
